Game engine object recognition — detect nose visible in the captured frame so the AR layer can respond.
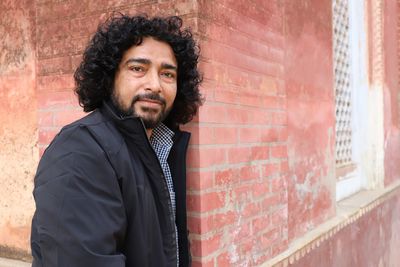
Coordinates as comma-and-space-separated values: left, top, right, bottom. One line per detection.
145, 69, 162, 93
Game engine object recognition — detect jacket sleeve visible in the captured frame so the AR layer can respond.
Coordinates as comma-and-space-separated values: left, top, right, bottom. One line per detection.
31, 129, 126, 267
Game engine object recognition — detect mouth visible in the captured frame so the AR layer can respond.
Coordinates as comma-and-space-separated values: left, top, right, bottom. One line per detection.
136, 98, 164, 110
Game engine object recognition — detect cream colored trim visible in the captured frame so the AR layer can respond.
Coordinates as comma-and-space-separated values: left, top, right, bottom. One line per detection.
260, 180, 400, 267
364, 0, 385, 190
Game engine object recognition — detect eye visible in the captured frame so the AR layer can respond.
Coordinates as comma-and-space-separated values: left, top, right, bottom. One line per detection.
161, 71, 176, 79
129, 65, 145, 72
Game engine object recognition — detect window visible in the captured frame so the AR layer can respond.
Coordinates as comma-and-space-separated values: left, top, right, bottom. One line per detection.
333, 0, 369, 201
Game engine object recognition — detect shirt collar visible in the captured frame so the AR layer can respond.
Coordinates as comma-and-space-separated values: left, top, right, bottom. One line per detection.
150, 123, 175, 148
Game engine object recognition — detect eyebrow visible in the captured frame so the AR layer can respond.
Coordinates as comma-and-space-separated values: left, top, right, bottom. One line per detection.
125, 58, 177, 71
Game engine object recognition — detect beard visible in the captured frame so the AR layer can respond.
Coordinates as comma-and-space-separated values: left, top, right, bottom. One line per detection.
111, 92, 170, 129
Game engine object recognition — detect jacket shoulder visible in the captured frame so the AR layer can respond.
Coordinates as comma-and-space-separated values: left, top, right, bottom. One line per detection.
41, 110, 125, 170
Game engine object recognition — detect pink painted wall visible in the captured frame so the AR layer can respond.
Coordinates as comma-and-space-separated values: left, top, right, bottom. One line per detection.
0, 0, 37, 260
291, 193, 400, 267
383, 0, 400, 186
284, 0, 336, 241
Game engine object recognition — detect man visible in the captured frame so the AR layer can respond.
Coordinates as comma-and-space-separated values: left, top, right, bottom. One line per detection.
30, 14, 202, 267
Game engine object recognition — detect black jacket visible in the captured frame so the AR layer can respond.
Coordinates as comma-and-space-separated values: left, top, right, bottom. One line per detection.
31, 102, 191, 267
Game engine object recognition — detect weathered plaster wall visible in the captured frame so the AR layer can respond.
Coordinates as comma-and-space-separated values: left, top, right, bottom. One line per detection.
284, 0, 336, 241
383, 0, 400, 185
0, 0, 37, 260
290, 193, 400, 267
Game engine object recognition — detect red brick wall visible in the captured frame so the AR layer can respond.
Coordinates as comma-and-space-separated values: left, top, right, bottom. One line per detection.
185, 1, 288, 265
284, 0, 336, 241
36, 0, 199, 154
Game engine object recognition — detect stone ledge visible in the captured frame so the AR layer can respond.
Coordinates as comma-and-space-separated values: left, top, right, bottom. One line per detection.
260, 180, 400, 267
0, 257, 30, 267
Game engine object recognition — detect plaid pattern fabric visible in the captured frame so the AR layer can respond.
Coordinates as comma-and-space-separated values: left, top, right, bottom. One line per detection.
149, 123, 179, 266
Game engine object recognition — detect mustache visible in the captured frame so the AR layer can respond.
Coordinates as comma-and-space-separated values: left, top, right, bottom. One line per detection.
131, 93, 166, 106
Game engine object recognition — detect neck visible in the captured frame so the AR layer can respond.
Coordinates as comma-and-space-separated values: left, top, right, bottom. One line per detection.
146, 128, 153, 139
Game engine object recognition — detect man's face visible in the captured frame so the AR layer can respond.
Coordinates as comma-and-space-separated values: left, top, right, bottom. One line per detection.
112, 37, 178, 129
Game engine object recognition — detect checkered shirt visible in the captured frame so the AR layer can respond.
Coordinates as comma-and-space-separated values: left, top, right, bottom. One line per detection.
149, 123, 179, 266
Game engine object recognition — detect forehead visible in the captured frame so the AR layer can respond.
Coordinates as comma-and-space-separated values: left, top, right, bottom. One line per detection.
122, 37, 177, 65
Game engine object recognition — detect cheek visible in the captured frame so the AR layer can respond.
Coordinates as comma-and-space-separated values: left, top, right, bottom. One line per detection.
167, 88, 178, 107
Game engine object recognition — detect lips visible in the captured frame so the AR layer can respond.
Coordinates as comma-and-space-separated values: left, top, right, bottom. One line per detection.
132, 93, 166, 110
137, 98, 163, 110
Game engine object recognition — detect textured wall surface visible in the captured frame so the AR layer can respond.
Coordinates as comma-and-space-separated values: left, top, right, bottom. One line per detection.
383, 0, 400, 185
1, 1, 400, 266
291, 193, 400, 267
185, 1, 288, 265
284, 0, 336, 241
0, 0, 37, 260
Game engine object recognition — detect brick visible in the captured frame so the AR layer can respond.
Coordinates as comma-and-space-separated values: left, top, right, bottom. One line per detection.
271, 207, 288, 225
259, 76, 279, 95
280, 160, 289, 173
202, 39, 283, 77
38, 111, 54, 127
238, 92, 262, 107
239, 127, 261, 143
39, 129, 59, 145
185, 125, 214, 145
270, 111, 287, 125
215, 168, 239, 186
190, 233, 222, 257
38, 56, 72, 75
252, 216, 271, 233
38, 90, 79, 109
70, 14, 103, 38
37, 21, 70, 42
200, 2, 284, 47
214, 88, 239, 105
38, 74, 75, 92
216, 252, 231, 266
191, 258, 214, 267
270, 145, 288, 158
187, 170, 214, 191
252, 182, 269, 198
187, 147, 226, 168
233, 223, 252, 244
187, 192, 225, 213
261, 194, 280, 212
271, 176, 286, 192
198, 104, 227, 123
36, 3, 53, 22
190, 211, 238, 235
53, 109, 86, 126
233, 184, 252, 202
205, 23, 275, 63
239, 165, 260, 182
245, 109, 271, 125
261, 96, 286, 110
224, 106, 250, 124
187, 215, 201, 234
251, 146, 269, 161
227, 147, 252, 164
260, 128, 280, 142
242, 202, 261, 218
214, 127, 238, 144
262, 162, 280, 177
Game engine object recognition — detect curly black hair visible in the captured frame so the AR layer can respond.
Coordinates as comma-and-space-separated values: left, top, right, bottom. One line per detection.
74, 13, 202, 126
